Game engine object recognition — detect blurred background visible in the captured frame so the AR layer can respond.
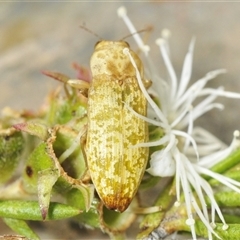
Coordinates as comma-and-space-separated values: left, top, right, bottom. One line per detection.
0, 2, 240, 239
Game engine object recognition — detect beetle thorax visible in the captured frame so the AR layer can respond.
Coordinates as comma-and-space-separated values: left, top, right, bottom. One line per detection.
90, 41, 143, 79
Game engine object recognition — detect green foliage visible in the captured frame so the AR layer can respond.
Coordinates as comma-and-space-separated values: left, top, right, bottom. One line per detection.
0, 130, 24, 183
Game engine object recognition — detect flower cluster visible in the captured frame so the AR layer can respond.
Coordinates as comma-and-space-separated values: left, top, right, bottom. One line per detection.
118, 6, 240, 240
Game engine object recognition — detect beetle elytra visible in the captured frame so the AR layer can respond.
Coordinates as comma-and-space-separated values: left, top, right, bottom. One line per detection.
86, 40, 149, 212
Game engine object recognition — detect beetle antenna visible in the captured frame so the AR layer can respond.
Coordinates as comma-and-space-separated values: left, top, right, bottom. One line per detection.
121, 26, 152, 41
79, 23, 103, 40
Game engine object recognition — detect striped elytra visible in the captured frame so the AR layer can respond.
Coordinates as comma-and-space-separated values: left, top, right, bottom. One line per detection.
86, 41, 149, 212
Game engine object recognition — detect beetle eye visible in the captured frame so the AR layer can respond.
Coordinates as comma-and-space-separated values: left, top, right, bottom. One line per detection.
94, 41, 101, 49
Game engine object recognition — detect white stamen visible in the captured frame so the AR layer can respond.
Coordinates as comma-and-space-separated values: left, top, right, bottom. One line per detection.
156, 38, 178, 101
177, 37, 195, 99
174, 201, 180, 207
222, 224, 229, 231
173, 130, 199, 160
123, 47, 169, 126
186, 218, 195, 226
117, 6, 127, 17
122, 100, 166, 128
118, 6, 149, 55
161, 28, 171, 39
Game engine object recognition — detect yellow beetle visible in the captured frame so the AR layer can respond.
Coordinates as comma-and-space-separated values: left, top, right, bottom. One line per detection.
86, 41, 149, 212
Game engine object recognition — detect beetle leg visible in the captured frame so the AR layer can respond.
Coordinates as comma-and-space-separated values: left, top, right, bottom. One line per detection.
67, 79, 90, 89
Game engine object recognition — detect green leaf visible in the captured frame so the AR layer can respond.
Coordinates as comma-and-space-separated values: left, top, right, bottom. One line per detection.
38, 168, 59, 220
66, 188, 100, 228
0, 200, 81, 220
22, 142, 56, 194
13, 122, 48, 140
194, 221, 240, 240
0, 130, 24, 183
3, 218, 39, 240
73, 184, 94, 212
42, 77, 87, 126
209, 191, 240, 207
210, 148, 240, 175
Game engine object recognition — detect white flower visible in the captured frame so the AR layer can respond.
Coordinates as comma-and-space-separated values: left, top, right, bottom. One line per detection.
118, 6, 240, 240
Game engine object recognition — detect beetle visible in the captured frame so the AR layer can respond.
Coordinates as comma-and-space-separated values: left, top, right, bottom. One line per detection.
85, 40, 149, 212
